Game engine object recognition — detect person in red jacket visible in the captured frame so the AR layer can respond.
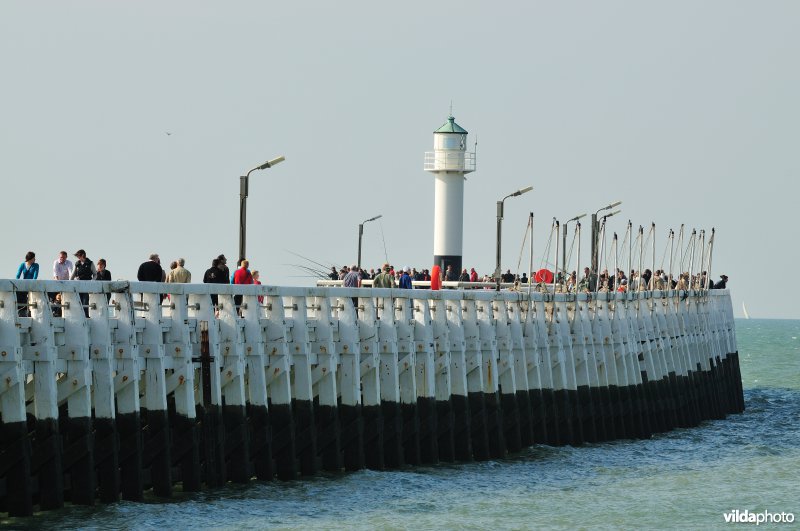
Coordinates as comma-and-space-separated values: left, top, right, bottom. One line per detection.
233, 259, 253, 314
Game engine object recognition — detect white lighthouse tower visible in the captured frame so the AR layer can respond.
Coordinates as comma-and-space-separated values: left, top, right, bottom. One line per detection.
424, 115, 476, 274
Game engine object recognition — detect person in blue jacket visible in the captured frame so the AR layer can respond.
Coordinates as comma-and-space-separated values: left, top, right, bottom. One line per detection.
15, 251, 38, 316
16, 251, 39, 279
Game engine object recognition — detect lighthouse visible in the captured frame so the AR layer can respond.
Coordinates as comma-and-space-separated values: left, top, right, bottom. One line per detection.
424, 115, 476, 275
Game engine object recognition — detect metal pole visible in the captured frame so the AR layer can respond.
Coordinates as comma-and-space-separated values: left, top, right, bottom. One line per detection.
638, 226, 644, 292
699, 229, 706, 291
238, 174, 249, 264
495, 200, 504, 281
589, 212, 597, 272
668, 229, 675, 290
562, 222, 568, 277
706, 228, 715, 289
613, 232, 618, 295
687, 229, 697, 291
575, 222, 581, 293
357, 223, 364, 269
596, 219, 606, 295
528, 212, 534, 297
651, 222, 656, 291
627, 221, 632, 293
552, 220, 560, 296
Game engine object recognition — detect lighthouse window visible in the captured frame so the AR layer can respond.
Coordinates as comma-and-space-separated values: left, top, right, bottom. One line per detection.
443, 136, 460, 149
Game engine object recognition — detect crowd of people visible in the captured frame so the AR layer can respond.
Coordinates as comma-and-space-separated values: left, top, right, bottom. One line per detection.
13, 250, 267, 315
328, 263, 729, 292
14, 249, 727, 296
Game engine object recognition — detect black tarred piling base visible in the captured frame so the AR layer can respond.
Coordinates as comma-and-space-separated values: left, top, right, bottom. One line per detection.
594, 385, 611, 441
577, 386, 597, 443
677, 375, 694, 428
170, 413, 200, 491
61, 416, 95, 505
117, 412, 143, 501
417, 397, 438, 464
732, 352, 745, 412
32, 417, 64, 510
93, 417, 119, 503
669, 372, 688, 428
500, 390, 521, 454
515, 390, 534, 448
529, 389, 548, 444
247, 404, 273, 480
541, 388, 560, 445
610, 385, 627, 441
450, 395, 472, 462
198, 404, 226, 487
381, 401, 404, 469
223, 404, 251, 482
339, 403, 365, 471
269, 402, 297, 480
293, 400, 318, 476
141, 408, 171, 497
596, 386, 614, 441
632, 383, 651, 439
468, 392, 490, 460
484, 392, 506, 459
617, 385, 635, 440
436, 399, 455, 462
569, 389, 585, 445
401, 402, 421, 466
553, 389, 573, 446
361, 405, 383, 470
314, 402, 342, 472
0, 420, 33, 516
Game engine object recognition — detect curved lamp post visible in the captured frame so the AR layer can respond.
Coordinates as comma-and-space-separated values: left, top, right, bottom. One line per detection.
239, 155, 285, 264
495, 185, 533, 281
591, 200, 622, 272
357, 214, 382, 269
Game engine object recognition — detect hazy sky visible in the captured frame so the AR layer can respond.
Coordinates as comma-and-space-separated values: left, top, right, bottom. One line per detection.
2, 1, 798, 318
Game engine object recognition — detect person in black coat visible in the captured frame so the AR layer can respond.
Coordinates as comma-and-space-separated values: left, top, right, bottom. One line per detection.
137, 253, 165, 282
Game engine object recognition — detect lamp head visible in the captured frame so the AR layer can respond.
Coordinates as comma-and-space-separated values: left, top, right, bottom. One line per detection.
364, 214, 383, 223
256, 155, 286, 170
514, 185, 534, 197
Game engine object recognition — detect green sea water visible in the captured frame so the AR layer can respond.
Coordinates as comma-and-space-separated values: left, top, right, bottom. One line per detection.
6, 319, 799, 530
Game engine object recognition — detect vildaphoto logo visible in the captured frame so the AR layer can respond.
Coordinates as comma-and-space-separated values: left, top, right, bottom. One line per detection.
723, 509, 795, 525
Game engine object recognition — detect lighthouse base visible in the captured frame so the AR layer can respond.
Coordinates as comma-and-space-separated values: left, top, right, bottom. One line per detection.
433, 255, 462, 278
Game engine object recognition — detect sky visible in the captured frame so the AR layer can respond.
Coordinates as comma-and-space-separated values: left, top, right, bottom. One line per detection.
1, 1, 798, 318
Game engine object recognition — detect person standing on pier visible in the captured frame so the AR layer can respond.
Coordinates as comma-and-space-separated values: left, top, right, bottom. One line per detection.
71, 249, 96, 315
166, 258, 191, 283
95, 259, 111, 281
398, 267, 413, 289
15, 251, 38, 316
233, 259, 253, 313
137, 253, 165, 282
216, 255, 230, 283
52, 251, 72, 280
373, 263, 395, 288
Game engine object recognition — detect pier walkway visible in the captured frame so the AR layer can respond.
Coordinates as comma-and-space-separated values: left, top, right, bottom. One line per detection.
0, 279, 742, 515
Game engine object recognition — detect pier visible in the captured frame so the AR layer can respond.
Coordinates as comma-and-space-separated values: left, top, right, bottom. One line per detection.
0, 279, 743, 516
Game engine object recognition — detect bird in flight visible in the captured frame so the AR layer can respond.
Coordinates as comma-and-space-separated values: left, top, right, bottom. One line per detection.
165, 132, 172, 136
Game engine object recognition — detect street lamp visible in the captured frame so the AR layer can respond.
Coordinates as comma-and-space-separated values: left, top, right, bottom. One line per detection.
357, 214, 382, 269
591, 200, 622, 272
562, 213, 586, 276
239, 155, 285, 264
495, 185, 533, 281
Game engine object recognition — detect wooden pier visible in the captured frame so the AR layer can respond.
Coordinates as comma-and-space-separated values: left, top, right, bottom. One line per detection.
0, 279, 743, 516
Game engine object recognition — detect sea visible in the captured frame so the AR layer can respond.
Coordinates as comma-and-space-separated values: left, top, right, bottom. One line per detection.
5, 319, 799, 530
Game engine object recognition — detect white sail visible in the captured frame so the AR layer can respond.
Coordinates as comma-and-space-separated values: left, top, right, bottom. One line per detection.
742, 302, 750, 320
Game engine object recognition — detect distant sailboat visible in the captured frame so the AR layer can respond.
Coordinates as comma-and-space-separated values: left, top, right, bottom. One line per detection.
742, 302, 750, 320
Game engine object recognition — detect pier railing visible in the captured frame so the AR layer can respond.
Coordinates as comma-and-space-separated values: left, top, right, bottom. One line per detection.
0, 279, 743, 515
